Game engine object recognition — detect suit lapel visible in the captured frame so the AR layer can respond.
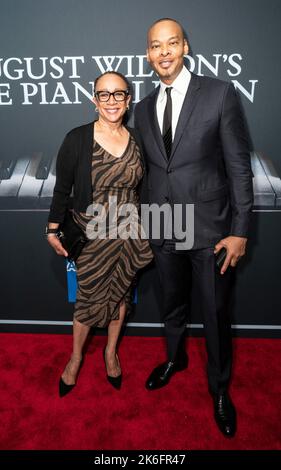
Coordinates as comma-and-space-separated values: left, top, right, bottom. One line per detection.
169, 73, 201, 162
147, 87, 168, 162
146, 73, 201, 164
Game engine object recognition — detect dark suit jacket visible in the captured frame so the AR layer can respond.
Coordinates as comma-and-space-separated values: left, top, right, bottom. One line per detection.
134, 72, 254, 249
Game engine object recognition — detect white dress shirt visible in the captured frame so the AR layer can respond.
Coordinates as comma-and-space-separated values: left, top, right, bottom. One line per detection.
156, 65, 191, 140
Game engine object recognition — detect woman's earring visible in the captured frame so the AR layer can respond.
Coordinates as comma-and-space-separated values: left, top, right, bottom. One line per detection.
95, 107, 98, 112
126, 105, 130, 110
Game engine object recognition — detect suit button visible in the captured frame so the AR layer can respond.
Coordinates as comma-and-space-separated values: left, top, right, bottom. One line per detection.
167, 169, 173, 174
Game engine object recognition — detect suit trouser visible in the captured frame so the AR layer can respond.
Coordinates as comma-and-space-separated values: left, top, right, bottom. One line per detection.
151, 240, 233, 394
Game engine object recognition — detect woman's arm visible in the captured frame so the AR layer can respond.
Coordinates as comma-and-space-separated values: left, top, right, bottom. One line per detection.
47, 130, 78, 256
48, 130, 77, 224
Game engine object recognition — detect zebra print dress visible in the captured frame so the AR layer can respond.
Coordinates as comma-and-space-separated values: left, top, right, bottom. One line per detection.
72, 133, 153, 328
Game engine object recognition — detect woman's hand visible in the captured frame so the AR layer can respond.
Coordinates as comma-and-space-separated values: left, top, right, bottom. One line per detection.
47, 234, 68, 257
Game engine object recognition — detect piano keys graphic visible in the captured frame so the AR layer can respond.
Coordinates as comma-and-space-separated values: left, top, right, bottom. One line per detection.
0, 152, 57, 209
0, 152, 280, 210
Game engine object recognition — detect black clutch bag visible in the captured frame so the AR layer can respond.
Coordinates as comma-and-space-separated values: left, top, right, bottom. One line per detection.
59, 210, 87, 262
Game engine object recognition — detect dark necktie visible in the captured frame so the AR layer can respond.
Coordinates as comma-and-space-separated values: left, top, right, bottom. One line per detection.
162, 87, 173, 158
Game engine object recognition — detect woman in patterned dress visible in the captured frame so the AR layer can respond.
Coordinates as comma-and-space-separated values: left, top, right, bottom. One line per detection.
46, 72, 153, 396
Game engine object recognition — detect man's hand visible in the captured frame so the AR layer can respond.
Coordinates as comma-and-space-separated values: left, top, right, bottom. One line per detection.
214, 236, 247, 275
47, 234, 68, 257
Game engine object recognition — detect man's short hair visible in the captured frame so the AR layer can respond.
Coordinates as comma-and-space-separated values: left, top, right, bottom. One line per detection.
147, 18, 186, 45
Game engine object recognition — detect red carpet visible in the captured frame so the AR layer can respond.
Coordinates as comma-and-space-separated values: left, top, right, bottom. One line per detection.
0, 334, 280, 450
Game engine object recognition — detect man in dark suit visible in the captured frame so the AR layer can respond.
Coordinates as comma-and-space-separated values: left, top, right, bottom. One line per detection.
134, 18, 253, 438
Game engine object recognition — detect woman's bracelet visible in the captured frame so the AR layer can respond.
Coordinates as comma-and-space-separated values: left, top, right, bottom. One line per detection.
45, 226, 59, 237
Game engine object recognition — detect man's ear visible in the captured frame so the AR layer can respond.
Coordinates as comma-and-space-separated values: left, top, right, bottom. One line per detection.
183, 40, 189, 56
146, 49, 151, 63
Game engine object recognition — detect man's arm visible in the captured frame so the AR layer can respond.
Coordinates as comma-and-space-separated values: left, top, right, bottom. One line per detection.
216, 83, 254, 273
134, 106, 150, 206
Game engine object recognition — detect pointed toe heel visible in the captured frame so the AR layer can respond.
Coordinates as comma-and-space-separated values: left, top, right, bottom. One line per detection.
103, 346, 122, 390
58, 356, 83, 397
107, 373, 122, 390
59, 377, 75, 397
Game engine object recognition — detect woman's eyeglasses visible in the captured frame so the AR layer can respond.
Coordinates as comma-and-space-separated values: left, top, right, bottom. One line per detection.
95, 90, 129, 102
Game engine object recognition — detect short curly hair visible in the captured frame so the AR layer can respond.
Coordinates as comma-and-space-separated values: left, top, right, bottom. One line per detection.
94, 71, 131, 94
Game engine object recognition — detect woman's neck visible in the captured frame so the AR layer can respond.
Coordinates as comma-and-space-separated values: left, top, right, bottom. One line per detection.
95, 117, 124, 134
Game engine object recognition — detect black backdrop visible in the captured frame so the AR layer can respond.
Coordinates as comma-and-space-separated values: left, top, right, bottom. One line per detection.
0, 0, 280, 336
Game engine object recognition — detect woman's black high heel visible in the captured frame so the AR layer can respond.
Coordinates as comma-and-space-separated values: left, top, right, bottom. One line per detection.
103, 347, 122, 390
59, 377, 76, 397
59, 357, 83, 397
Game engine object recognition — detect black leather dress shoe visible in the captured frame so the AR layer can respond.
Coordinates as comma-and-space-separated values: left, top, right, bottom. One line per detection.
213, 392, 236, 437
146, 354, 188, 390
